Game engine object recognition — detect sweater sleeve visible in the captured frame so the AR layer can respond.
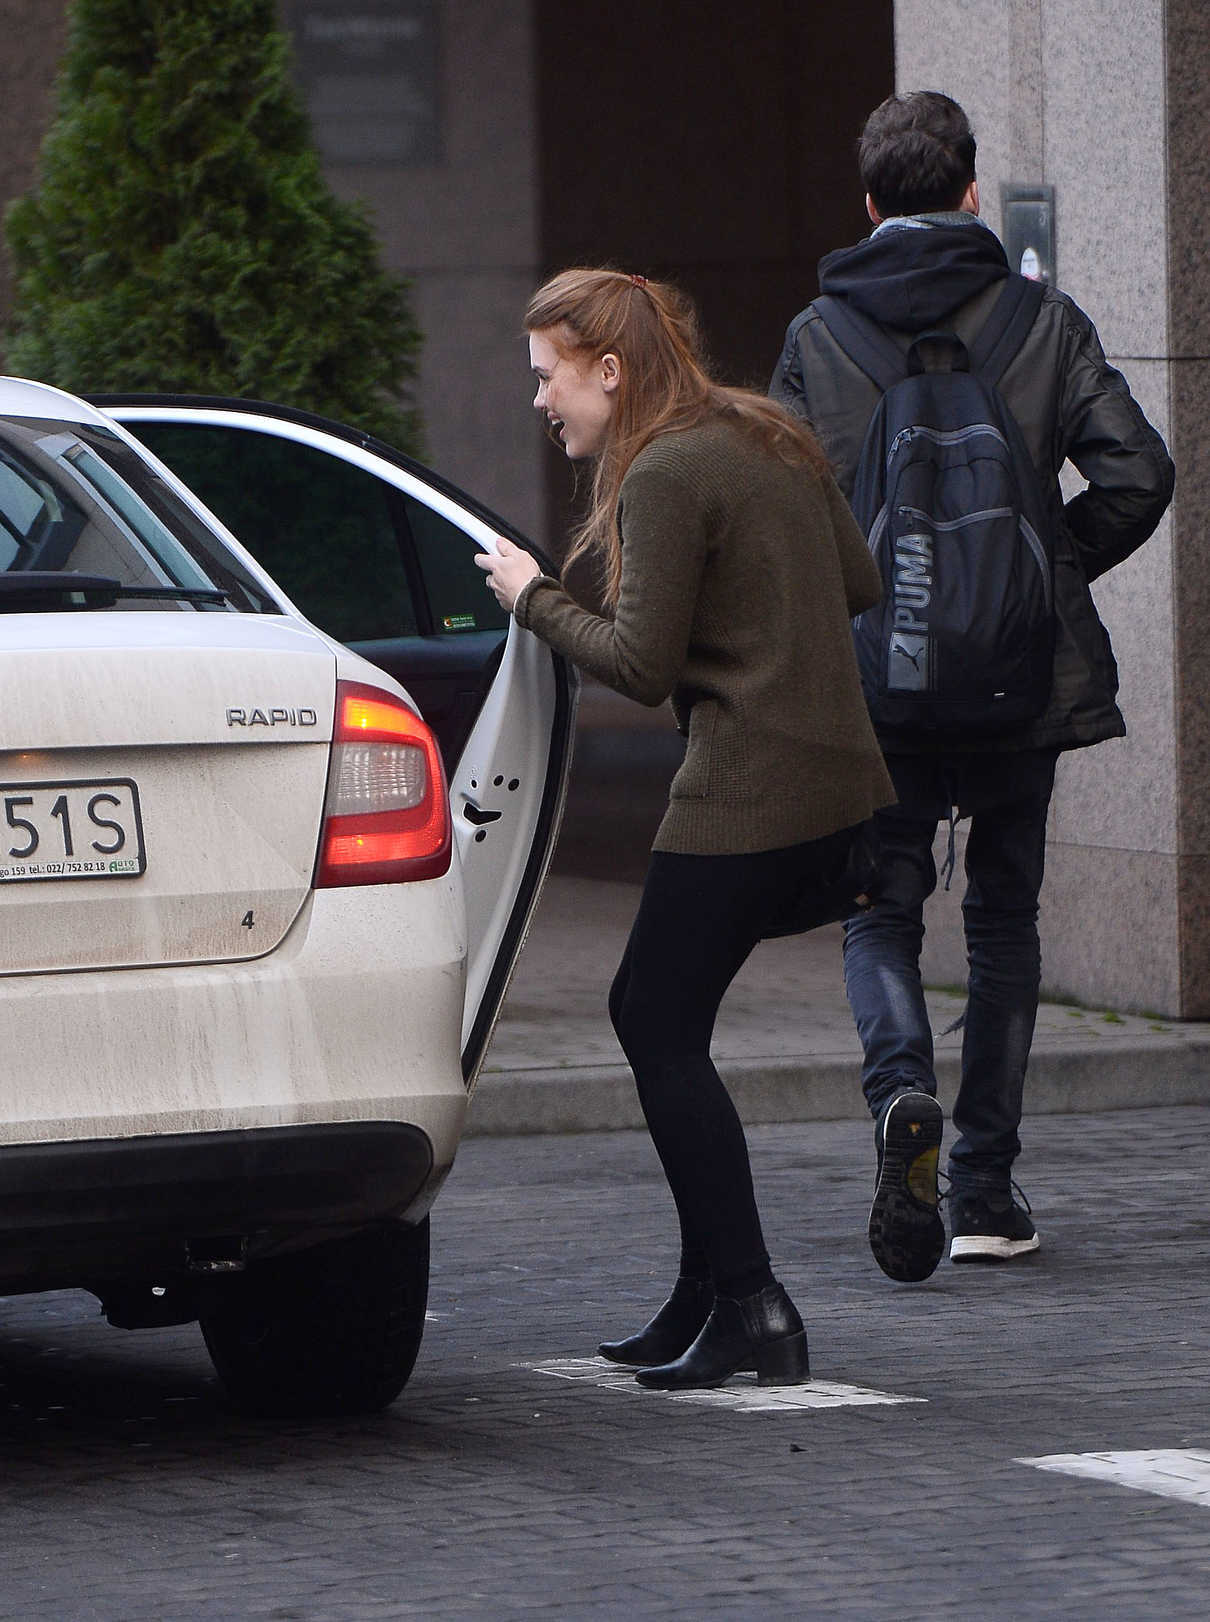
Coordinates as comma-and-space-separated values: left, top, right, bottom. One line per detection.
513, 457, 709, 707
822, 468, 881, 616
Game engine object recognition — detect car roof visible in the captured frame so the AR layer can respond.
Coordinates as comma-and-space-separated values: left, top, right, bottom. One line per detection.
0, 375, 119, 427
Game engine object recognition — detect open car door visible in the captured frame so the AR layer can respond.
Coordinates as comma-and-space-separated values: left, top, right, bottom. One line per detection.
95, 396, 578, 1088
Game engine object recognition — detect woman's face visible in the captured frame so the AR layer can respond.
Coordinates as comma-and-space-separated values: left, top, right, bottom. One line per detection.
529, 329, 619, 460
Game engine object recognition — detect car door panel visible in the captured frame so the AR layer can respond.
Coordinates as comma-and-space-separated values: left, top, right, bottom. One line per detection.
95, 397, 578, 1083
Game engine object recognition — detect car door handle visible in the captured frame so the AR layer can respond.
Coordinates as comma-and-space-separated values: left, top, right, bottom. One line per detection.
462, 801, 503, 826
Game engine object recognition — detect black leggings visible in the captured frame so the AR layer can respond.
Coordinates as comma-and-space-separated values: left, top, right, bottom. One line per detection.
608, 839, 836, 1300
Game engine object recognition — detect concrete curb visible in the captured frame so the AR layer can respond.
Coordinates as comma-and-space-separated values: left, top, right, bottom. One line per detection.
467, 1036, 1210, 1136
470, 875, 1210, 1138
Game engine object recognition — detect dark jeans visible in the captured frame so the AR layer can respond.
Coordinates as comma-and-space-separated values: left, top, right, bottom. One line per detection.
609, 836, 851, 1299
843, 751, 1058, 1195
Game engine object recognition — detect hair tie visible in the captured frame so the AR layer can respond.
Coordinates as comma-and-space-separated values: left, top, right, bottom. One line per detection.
628, 273, 648, 289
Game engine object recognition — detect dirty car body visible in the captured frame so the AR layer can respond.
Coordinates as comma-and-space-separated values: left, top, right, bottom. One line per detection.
0, 379, 575, 1414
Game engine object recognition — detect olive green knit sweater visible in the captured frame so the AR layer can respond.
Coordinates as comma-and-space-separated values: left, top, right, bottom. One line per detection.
515, 416, 894, 855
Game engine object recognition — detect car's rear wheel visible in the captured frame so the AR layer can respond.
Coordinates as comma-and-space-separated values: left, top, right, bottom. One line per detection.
200, 1217, 429, 1416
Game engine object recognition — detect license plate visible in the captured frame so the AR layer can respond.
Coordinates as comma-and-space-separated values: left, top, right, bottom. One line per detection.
0, 779, 146, 882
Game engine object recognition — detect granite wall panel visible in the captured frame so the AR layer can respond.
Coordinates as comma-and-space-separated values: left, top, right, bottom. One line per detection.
316, 2, 544, 534
406, 269, 548, 540
1166, 0, 1210, 1012
1172, 359, 1210, 862
921, 830, 1182, 1016
895, 0, 1197, 1014
1165, 0, 1210, 357
1038, 0, 1169, 357
321, 0, 540, 273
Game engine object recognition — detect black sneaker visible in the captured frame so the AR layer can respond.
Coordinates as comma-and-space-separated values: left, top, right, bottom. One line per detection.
868, 1091, 945, 1283
949, 1188, 1040, 1262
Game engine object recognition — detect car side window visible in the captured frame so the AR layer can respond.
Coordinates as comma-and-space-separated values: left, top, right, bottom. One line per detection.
128, 423, 419, 642
0, 456, 49, 566
402, 495, 510, 636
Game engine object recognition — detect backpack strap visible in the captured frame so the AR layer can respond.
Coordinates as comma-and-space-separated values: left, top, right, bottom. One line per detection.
967, 275, 1045, 384
812, 295, 908, 393
814, 274, 1045, 393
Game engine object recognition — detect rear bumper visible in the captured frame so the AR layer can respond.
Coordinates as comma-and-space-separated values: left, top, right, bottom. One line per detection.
0, 880, 469, 1291
0, 1121, 435, 1290
0, 880, 469, 1151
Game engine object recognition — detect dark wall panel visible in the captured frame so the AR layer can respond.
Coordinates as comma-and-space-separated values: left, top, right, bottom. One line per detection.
534, 0, 893, 538
535, 1, 892, 382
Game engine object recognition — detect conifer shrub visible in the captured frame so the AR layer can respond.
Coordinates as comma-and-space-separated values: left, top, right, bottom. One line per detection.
5, 0, 422, 450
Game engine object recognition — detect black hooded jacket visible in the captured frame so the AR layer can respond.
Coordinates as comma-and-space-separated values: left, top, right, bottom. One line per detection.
771, 218, 1175, 752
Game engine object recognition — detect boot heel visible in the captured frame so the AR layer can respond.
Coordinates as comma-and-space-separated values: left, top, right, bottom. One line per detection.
754, 1329, 810, 1386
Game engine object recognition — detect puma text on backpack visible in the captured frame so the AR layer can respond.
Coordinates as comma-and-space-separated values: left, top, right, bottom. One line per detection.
815, 276, 1054, 741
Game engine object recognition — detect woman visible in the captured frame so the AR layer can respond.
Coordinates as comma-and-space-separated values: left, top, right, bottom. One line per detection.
476, 268, 892, 1391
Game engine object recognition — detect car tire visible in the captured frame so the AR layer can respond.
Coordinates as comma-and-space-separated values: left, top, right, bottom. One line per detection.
200, 1217, 430, 1417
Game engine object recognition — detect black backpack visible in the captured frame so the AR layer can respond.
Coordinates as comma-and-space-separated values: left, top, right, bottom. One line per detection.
815, 276, 1053, 741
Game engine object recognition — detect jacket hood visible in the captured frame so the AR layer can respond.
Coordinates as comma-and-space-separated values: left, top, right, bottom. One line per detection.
819, 222, 1010, 332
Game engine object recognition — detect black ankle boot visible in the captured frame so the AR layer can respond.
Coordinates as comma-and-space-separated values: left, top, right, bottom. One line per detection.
634, 1282, 809, 1390
598, 1277, 715, 1366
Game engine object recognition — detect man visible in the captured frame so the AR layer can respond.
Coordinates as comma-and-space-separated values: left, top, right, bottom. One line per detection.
771, 91, 1174, 1281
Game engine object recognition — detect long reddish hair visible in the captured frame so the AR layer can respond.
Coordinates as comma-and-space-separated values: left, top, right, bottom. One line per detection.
525, 268, 827, 608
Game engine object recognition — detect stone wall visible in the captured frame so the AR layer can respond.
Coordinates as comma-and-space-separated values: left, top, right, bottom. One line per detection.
898, 0, 1206, 1016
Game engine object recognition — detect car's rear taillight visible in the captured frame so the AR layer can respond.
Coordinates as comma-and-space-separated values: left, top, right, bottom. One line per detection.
315, 680, 451, 887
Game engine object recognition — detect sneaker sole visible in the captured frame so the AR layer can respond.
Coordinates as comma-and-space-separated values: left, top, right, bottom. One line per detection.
950, 1233, 1041, 1263
868, 1093, 945, 1283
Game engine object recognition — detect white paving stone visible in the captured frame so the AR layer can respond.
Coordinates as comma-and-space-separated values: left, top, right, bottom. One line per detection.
523, 1357, 926, 1412
1019, 1449, 1210, 1508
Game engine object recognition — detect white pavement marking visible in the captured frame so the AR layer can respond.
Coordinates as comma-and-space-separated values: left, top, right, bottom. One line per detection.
523, 1357, 925, 1413
1019, 1449, 1210, 1508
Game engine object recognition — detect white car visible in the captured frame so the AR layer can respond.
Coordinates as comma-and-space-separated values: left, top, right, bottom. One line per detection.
0, 378, 576, 1415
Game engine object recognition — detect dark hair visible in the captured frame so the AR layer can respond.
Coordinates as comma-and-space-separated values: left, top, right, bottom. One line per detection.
525, 268, 827, 608
858, 91, 976, 217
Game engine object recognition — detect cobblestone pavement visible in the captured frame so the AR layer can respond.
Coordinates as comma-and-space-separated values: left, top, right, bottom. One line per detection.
1, 1106, 1209, 1619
